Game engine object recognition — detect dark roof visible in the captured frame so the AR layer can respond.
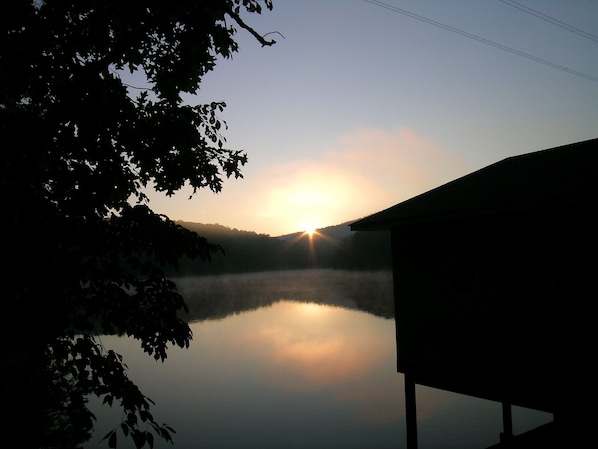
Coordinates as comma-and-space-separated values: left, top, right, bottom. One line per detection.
351, 138, 598, 231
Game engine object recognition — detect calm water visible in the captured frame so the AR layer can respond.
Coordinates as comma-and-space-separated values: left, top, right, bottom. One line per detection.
85, 270, 551, 449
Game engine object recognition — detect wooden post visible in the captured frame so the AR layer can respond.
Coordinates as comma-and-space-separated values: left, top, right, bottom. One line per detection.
500, 401, 513, 443
405, 371, 418, 449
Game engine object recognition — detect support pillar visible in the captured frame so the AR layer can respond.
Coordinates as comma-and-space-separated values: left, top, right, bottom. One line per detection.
500, 401, 513, 443
405, 371, 418, 449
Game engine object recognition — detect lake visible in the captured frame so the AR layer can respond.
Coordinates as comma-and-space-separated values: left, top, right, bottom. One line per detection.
85, 270, 551, 449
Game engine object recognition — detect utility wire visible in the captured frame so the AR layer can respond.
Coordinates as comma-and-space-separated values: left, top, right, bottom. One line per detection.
499, 0, 598, 43
364, 0, 598, 83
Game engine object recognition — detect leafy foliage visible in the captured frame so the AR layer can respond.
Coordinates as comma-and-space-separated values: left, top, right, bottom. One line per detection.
1, 1, 273, 448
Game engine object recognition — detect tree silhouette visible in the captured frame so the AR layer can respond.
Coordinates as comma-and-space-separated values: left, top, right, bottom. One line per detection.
1, 1, 274, 448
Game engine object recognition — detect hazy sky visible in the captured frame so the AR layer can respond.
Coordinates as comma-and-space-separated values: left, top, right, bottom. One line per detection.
144, 0, 598, 236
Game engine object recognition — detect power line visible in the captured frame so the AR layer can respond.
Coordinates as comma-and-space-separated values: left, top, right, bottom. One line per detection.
499, 0, 598, 43
364, 0, 598, 83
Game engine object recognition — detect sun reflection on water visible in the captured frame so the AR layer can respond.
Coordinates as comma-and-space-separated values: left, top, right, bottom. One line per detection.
296, 301, 327, 316
241, 300, 393, 390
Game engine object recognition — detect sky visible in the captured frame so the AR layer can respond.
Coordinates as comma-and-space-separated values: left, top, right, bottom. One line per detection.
144, 0, 598, 237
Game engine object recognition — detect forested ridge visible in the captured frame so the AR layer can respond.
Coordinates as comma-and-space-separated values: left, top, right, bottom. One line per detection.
174, 221, 392, 275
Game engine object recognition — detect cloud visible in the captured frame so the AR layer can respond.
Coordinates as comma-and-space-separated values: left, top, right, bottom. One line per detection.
240, 127, 470, 233
146, 127, 470, 236
326, 126, 469, 201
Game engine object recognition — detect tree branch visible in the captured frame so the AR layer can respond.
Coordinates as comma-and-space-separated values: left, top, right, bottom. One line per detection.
228, 10, 278, 46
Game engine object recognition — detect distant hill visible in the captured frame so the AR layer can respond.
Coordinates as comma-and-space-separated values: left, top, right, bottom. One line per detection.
276, 221, 355, 241
172, 220, 391, 275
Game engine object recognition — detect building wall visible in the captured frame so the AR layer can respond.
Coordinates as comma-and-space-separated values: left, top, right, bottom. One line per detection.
391, 210, 561, 412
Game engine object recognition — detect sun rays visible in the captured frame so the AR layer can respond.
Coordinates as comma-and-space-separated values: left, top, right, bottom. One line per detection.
272, 226, 344, 268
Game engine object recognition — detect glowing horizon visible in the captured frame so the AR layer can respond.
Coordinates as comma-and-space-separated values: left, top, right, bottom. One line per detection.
144, 126, 472, 236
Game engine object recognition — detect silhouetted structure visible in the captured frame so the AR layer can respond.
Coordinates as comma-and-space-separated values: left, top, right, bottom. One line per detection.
351, 138, 598, 448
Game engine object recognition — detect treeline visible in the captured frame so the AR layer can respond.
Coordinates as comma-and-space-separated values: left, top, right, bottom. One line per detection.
171, 221, 392, 275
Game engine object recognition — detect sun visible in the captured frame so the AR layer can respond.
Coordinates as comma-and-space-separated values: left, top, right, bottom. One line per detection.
304, 226, 316, 237
302, 222, 318, 237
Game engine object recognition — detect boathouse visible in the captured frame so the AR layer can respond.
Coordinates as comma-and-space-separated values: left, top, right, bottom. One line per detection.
351, 138, 597, 448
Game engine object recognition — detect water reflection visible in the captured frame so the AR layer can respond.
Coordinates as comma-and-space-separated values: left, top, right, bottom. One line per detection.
176, 269, 395, 322
247, 301, 391, 388
88, 305, 404, 448
85, 270, 551, 449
